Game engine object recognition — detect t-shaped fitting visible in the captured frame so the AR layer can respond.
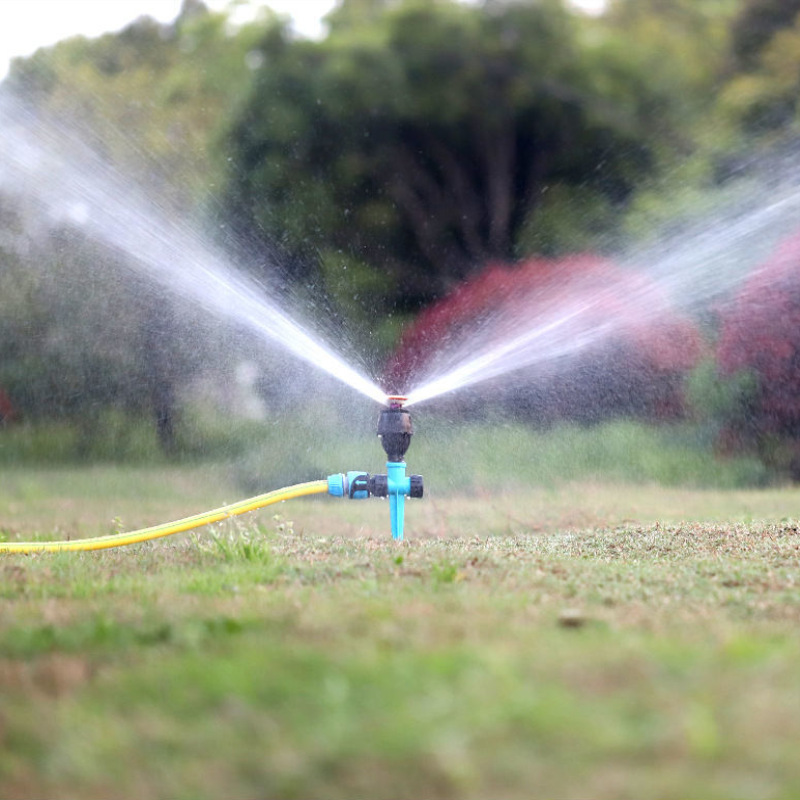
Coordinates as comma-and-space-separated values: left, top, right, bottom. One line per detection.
326, 398, 423, 540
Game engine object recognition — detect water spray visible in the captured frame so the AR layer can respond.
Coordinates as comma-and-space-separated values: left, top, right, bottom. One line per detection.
326, 396, 424, 541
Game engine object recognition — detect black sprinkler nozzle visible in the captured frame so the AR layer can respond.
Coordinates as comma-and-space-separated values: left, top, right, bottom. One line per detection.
327, 396, 422, 540
377, 405, 413, 462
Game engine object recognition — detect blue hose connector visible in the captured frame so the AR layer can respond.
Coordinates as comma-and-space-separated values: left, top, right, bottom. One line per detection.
326, 464, 423, 540
327, 473, 345, 497
327, 471, 370, 499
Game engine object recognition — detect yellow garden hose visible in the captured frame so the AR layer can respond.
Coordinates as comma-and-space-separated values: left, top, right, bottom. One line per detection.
0, 479, 329, 554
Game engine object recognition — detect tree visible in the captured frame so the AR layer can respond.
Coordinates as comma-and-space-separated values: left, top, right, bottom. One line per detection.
223, 0, 672, 309
0, 211, 151, 423
5, 1, 264, 212
718, 5, 800, 137
1, 2, 269, 451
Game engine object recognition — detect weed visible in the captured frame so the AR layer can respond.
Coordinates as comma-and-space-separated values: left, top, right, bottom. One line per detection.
194, 519, 273, 564
271, 514, 294, 535
431, 560, 461, 584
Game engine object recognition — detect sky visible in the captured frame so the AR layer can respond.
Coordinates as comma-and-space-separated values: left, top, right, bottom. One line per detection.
0, 0, 332, 79
0, 0, 606, 80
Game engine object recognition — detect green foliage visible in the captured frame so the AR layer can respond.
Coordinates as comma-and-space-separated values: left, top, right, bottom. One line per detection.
516, 183, 619, 256
0, 611, 250, 657
604, 0, 737, 102
729, 0, 800, 73
5, 4, 264, 210
0, 407, 768, 489
593, 0, 745, 241
0, 401, 287, 465
719, 13, 800, 137
0, 2, 262, 448
0, 413, 163, 465
418, 419, 769, 490
704, 0, 800, 155
0, 228, 143, 420
233, 410, 770, 493
317, 248, 407, 358
0, 205, 226, 456
169, 400, 275, 462
685, 358, 758, 429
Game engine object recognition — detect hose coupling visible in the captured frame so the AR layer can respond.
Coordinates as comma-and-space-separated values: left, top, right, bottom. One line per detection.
327, 471, 424, 500
367, 473, 424, 499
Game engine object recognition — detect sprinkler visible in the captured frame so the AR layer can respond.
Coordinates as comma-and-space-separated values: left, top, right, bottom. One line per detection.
326, 396, 424, 540
0, 397, 423, 553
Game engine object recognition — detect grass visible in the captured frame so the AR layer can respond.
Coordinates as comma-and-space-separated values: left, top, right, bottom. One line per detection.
235, 416, 771, 493
0, 462, 799, 799
0, 412, 772, 490
0, 464, 236, 538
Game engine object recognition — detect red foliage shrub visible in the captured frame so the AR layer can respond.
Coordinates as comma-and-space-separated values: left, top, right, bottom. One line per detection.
385, 254, 704, 421
717, 230, 800, 436
0, 388, 16, 423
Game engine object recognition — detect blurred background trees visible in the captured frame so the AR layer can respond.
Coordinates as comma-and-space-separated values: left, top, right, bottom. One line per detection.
225, 0, 660, 305
2, 0, 800, 476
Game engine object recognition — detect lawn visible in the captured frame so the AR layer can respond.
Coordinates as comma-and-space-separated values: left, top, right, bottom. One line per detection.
0, 464, 799, 799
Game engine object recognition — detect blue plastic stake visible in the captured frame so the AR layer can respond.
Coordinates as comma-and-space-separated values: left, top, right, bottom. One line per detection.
326, 465, 417, 540
386, 461, 411, 541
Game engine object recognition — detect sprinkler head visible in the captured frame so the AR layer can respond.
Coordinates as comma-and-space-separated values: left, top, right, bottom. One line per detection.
326, 395, 423, 540
378, 401, 413, 462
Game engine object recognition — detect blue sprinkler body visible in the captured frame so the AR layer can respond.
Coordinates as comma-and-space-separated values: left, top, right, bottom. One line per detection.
326, 398, 423, 540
